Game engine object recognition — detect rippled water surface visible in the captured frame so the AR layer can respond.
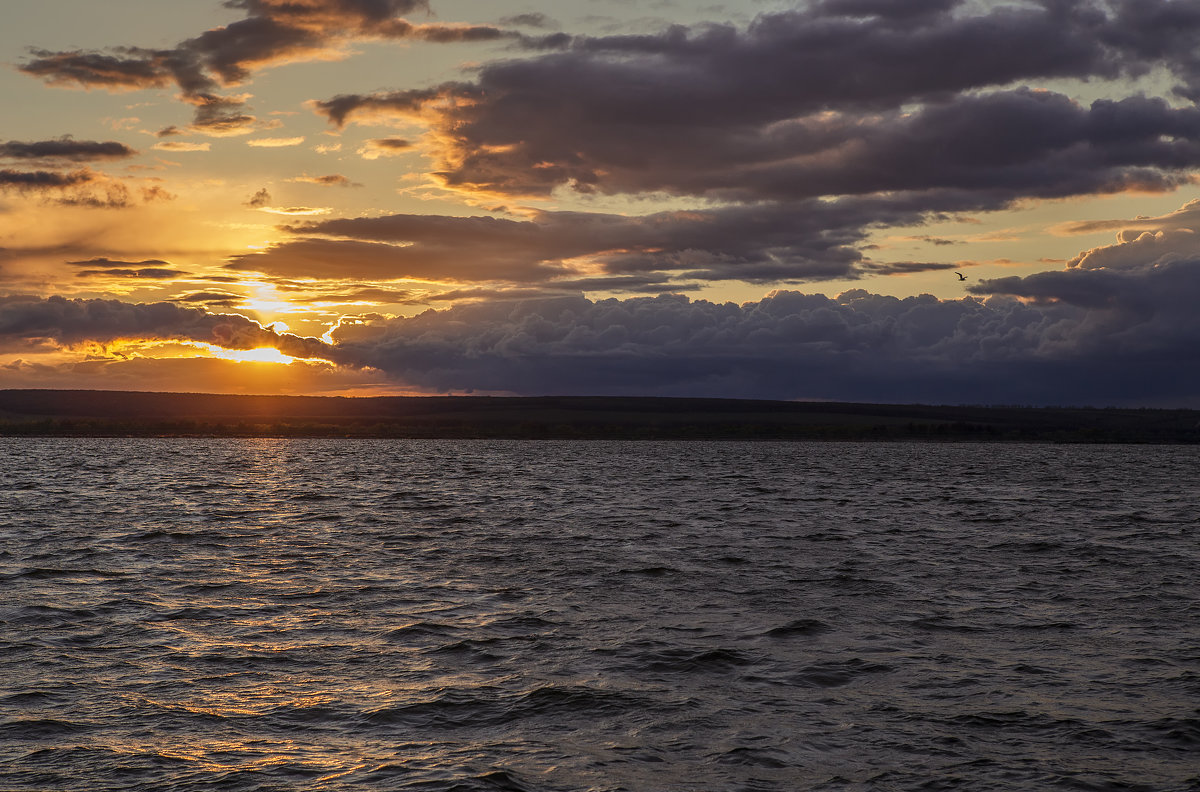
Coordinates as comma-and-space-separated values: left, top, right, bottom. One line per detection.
1, 439, 1198, 791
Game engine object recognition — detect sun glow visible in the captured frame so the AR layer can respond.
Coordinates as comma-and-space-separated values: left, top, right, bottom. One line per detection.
190, 342, 299, 365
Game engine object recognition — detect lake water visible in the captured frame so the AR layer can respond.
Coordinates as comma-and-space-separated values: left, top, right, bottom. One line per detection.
1, 439, 1197, 791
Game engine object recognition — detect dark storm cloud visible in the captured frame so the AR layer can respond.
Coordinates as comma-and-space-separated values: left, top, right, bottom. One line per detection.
322, 257, 1200, 405
0, 138, 138, 163
0, 294, 334, 359
313, 1, 1200, 203
20, 0, 511, 136
234, 197, 944, 284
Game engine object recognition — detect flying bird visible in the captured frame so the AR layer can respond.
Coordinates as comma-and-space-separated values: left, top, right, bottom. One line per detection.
955, 272, 967, 281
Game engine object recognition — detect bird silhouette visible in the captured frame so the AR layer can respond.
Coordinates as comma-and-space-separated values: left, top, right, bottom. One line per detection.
955, 272, 967, 281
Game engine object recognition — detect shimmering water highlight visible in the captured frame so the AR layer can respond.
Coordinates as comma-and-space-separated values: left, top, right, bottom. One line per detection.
1, 439, 1197, 790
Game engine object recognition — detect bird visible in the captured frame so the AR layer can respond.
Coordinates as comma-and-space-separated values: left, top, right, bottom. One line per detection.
955, 271, 967, 281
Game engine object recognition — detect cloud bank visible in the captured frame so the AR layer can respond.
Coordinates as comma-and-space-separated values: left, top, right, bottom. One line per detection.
321, 256, 1200, 405
314, 1, 1200, 205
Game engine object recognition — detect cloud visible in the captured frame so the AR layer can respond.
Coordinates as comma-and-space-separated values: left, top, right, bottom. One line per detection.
245, 187, 272, 207
0, 137, 137, 163
228, 235, 573, 282
0, 294, 333, 360
0, 168, 150, 208
67, 257, 173, 268
318, 82, 1200, 207
233, 197, 955, 285
240, 187, 327, 214
74, 268, 186, 279
0, 169, 96, 190
311, 2, 1200, 207
257, 206, 331, 215
319, 254, 1200, 405
499, 13, 557, 29
67, 258, 185, 280
172, 291, 244, 307
152, 141, 211, 152
288, 173, 361, 187
20, 0, 513, 136
19, 49, 174, 90
247, 136, 306, 147
311, 85, 461, 127
357, 137, 413, 159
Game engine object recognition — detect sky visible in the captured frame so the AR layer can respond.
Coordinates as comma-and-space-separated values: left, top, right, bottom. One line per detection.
4, 0, 1200, 405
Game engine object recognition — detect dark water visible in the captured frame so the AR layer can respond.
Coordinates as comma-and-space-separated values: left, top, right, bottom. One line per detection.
1, 439, 1197, 791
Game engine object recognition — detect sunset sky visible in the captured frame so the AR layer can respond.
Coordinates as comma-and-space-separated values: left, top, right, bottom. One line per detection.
4, 0, 1200, 404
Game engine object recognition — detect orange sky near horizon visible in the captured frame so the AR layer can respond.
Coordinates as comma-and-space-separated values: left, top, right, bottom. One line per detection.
5, 0, 1200, 404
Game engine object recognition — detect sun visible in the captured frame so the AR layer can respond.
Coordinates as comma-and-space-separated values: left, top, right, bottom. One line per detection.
209, 346, 299, 365
181, 341, 299, 365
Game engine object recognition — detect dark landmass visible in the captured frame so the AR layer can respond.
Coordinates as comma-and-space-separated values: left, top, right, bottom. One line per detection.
1, 389, 1199, 442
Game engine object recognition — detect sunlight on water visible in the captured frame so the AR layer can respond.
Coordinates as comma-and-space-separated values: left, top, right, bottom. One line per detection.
1, 439, 1198, 791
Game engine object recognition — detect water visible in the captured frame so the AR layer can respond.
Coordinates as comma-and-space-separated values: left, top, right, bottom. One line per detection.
1, 439, 1197, 791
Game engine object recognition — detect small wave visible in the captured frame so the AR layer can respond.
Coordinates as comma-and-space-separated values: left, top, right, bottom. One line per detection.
0, 718, 85, 738
618, 565, 678, 577
486, 615, 558, 633
12, 567, 118, 581
425, 638, 505, 663
712, 745, 792, 768
364, 685, 644, 730
786, 658, 892, 688
1, 690, 60, 705
7, 605, 97, 624
1143, 716, 1200, 747
288, 492, 337, 501
631, 647, 756, 673
366, 768, 536, 791
985, 540, 1066, 553
381, 622, 460, 642
904, 616, 987, 633
765, 618, 832, 637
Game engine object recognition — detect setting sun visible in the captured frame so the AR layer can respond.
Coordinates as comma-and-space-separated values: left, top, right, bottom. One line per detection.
199, 344, 298, 365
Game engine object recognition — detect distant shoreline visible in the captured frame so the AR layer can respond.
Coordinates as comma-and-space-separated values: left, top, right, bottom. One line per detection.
1, 389, 1198, 443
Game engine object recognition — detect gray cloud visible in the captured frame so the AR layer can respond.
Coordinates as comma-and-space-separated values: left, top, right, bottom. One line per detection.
0, 169, 96, 190
0, 137, 138, 163
21, 0, 511, 137
234, 196, 981, 286
320, 254, 1200, 405
313, 1, 1200, 207
499, 12, 557, 29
